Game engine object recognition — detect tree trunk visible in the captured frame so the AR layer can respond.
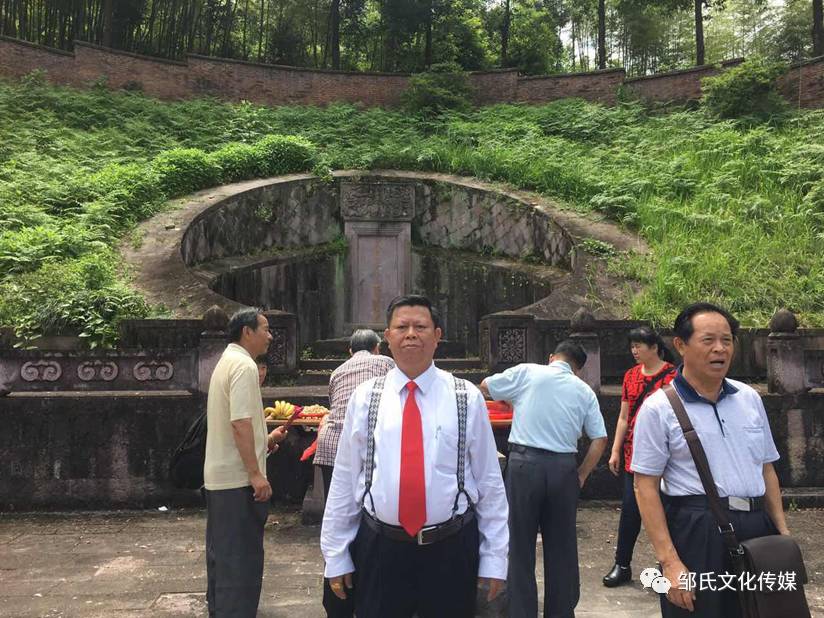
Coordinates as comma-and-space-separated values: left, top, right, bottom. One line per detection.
814, 0, 824, 57
424, 0, 432, 68
694, 0, 704, 66
330, 0, 340, 69
501, 0, 510, 65
102, 0, 113, 47
597, 0, 606, 69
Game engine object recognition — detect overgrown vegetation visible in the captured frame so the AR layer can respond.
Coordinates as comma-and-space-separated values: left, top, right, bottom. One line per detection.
1, 75, 823, 346
702, 57, 790, 122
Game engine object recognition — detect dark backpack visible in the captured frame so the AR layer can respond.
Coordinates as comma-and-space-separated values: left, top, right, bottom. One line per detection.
169, 412, 207, 489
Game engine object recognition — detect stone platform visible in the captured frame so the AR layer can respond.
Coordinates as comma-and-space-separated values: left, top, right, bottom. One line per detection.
1, 505, 823, 617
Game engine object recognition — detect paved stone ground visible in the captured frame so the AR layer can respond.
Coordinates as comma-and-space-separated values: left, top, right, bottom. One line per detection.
1, 505, 822, 618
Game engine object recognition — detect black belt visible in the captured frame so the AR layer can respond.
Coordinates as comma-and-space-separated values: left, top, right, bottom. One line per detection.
663, 494, 765, 512
509, 443, 575, 457
362, 509, 475, 546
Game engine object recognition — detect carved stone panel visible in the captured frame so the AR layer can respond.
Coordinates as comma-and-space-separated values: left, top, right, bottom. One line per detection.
133, 361, 174, 381
267, 327, 288, 367
498, 328, 527, 363
77, 361, 119, 382
340, 181, 415, 221
21, 361, 62, 382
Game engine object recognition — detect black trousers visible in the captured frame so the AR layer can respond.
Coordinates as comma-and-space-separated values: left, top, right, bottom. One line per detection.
320, 464, 355, 618
661, 497, 778, 618
614, 471, 642, 567
205, 486, 269, 618
349, 514, 480, 618
506, 445, 580, 618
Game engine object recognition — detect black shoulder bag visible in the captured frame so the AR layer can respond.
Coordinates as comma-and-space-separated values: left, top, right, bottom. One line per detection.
169, 411, 207, 490
662, 385, 810, 618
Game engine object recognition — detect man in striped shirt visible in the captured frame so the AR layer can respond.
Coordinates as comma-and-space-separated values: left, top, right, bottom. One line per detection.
316, 329, 394, 617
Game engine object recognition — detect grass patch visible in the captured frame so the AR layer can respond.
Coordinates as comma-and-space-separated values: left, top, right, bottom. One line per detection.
1, 75, 823, 345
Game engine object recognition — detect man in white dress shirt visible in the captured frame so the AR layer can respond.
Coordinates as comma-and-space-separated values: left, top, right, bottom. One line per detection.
321, 295, 508, 618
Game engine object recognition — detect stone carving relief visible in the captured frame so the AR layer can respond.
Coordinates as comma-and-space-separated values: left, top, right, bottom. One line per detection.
77, 361, 119, 382
267, 328, 288, 367
341, 182, 415, 221
133, 361, 174, 381
498, 328, 527, 363
20, 360, 62, 382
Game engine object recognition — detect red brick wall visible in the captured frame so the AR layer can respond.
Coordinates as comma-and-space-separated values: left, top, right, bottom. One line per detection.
622, 59, 744, 105
778, 56, 824, 109
468, 69, 519, 104
187, 55, 410, 107
2, 35, 823, 110
516, 68, 625, 105
0, 35, 75, 84
74, 43, 190, 99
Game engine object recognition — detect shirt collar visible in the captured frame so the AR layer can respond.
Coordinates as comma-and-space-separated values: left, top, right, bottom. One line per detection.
672, 365, 738, 404
351, 350, 371, 359
549, 360, 573, 373
227, 342, 252, 359
389, 362, 437, 394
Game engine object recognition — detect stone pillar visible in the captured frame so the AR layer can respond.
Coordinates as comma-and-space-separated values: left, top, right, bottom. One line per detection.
301, 464, 326, 525
767, 308, 806, 395
197, 306, 228, 394
568, 308, 601, 394
263, 310, 298, 375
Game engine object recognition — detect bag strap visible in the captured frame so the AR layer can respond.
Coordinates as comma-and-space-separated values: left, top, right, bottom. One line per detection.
662, 384, 744, 559
630, 366, 675, 420
451, 375, 473, 516
360, 375, 386, 513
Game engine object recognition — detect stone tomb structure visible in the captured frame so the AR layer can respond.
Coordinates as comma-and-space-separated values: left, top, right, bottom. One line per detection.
2, 172, 824, 509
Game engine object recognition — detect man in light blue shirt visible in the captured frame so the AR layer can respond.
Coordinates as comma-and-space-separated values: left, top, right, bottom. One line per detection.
632, 303, 791, 618
481, 340, 607, 618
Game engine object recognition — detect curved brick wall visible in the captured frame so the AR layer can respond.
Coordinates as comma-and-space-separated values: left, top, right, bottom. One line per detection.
6, 35, 819, 108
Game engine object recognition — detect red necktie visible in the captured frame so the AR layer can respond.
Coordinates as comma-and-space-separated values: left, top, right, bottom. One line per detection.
398, 381, 427, 536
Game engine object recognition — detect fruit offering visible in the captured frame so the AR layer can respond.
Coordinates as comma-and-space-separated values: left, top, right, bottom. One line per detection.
265, 400, 296, 420
301, 404, 329, 418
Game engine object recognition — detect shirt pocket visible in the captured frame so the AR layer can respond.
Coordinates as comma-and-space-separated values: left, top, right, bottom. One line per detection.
435, 425, 460, 475
741, 424, 766, 464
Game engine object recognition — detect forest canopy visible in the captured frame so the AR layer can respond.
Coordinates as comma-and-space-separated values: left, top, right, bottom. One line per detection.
0, 0, 822, 77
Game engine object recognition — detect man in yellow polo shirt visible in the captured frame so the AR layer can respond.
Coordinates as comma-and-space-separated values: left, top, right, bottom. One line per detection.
204, 308, 288, 617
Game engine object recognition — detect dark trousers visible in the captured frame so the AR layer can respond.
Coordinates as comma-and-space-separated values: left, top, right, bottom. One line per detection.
614, 471, 642, 567
506, 445, 580, 618
350, 514, 480, 618
205, 486, 269, 618
661, 497, 778, 618
319, 464, 355, 618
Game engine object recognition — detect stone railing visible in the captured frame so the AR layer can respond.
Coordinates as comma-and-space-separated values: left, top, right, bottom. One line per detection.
0, 306, 298, 395
480, 307, 824, 395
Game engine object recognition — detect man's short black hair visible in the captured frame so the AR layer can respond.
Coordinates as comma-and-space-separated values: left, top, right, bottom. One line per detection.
553, 339, 587, 370
350, 329, 381, 353
386, 295, 442, 330
227, 308, 263, 343
673, 302, 740, 342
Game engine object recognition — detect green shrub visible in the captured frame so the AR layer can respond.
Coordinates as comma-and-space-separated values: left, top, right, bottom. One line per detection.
89, 163, 167, 222
208, 142, 266, 183
402, 62, 474, 116
253, 134, 317, 176
702, 58, 789, 121
151, 148, 221, 197
0, 224, 100, 278
0, 251, 150, 347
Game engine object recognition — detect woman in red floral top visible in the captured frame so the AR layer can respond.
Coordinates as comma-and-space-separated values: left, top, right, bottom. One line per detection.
603, 326, 675, 588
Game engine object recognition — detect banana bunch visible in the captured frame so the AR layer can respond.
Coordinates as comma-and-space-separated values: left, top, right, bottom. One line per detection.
265, 400, 296, 420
